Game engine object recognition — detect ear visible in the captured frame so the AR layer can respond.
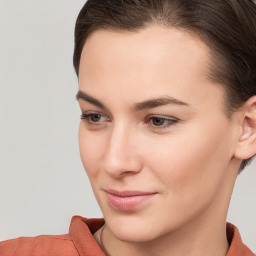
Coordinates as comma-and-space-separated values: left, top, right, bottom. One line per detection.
233, 95, 256, 160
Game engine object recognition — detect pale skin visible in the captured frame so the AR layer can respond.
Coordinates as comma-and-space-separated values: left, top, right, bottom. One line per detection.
77, 25, 256, 256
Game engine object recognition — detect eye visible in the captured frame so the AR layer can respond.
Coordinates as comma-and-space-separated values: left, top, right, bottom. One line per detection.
151, 117, 169, 126
80, 112, 110, 124
146, 115, 179, 129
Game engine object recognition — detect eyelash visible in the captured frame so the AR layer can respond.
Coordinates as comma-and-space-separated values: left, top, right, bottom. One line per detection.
80, 113, 111, 126
80, 112, 179, 130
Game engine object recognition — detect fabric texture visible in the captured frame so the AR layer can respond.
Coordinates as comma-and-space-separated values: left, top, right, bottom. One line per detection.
0, 216, 254, 256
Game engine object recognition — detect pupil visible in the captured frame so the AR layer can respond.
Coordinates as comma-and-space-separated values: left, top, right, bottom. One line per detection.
91, 114, 101, 122
153, 117, 164, 126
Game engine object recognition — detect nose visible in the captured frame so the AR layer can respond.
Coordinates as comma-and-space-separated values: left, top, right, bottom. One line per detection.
102, 123, 143, 178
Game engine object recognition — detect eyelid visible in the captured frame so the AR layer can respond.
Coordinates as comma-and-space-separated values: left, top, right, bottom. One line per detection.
146, 114, 179, 122
146, 114, 178, 119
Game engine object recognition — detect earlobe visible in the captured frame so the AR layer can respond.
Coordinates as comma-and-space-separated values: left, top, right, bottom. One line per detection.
234, 96, 256, 160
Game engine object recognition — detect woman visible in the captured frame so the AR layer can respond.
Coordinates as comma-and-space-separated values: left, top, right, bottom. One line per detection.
0, 0, 255, 255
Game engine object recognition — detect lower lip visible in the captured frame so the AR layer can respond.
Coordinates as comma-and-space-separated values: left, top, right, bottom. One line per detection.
106, 193, 156, 211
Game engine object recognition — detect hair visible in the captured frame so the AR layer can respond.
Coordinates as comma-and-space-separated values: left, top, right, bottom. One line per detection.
73, 0, 256, 174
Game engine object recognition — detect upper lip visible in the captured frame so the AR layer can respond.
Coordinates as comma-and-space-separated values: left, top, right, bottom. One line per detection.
104, 189, 158, 197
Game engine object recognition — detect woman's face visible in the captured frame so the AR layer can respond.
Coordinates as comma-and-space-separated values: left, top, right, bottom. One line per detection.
77, 26, 239, 242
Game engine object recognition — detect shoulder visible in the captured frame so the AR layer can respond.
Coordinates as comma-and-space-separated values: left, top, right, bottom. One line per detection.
0, 234, 79, 256
0, 216, 105, 256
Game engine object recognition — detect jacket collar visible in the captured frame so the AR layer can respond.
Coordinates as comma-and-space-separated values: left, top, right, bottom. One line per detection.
226, 222, 255, 256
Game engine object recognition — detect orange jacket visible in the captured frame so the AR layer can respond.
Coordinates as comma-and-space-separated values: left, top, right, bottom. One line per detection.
0, 216, 255, 256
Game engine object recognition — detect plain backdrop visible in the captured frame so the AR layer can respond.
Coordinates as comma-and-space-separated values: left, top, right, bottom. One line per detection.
0, 0, 255, 252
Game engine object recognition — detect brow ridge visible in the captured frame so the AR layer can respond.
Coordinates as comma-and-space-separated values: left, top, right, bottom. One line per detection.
76, 91, 106, 109
76, 91, 189, 111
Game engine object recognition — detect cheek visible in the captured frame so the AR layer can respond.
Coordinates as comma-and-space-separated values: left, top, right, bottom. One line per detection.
143, 118, 233, 207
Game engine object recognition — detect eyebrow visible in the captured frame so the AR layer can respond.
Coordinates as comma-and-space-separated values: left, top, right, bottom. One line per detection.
76, 90, 190, 111
133, 96, 190, 111
76, 91, 106, 109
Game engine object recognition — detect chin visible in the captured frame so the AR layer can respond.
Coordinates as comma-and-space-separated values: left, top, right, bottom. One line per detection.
112, 227, 158, 243
105, 213, 165, 243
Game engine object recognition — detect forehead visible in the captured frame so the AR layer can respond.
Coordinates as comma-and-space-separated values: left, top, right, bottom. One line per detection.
80, 25, 211, 76
79, 26, 225, 113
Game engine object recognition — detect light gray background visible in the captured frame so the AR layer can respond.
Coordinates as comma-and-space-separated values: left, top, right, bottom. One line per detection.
0, 0, 255, 252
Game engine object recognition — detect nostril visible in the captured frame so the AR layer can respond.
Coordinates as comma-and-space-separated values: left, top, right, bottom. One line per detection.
120, 170, 136, 176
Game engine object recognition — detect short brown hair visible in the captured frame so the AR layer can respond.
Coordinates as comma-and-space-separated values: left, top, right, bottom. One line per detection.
73, 0, 256, 173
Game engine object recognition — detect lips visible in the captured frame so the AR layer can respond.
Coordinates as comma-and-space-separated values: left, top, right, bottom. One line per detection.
104, 189, 157, 211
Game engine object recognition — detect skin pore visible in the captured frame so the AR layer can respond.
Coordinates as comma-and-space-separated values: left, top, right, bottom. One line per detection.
77, 25, 246, 256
